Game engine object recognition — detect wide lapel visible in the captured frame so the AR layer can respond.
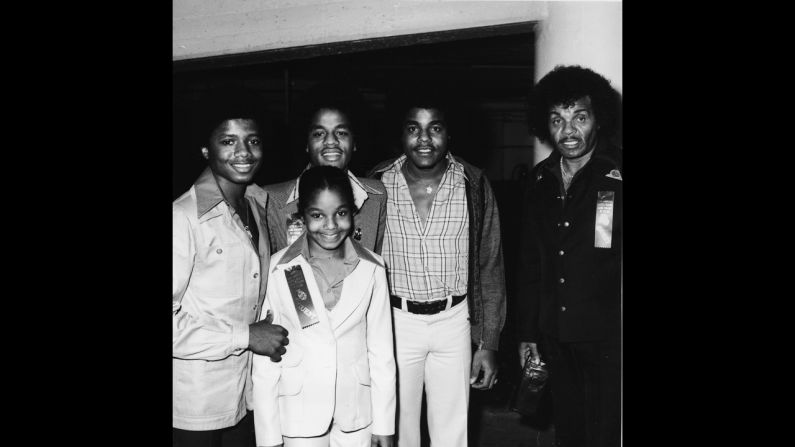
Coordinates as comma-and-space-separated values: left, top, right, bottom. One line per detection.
246, 191, 270, 306
328, 260, 376, 331
274, 255, 335, 341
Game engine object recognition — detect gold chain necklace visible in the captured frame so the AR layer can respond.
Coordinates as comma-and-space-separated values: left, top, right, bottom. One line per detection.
403, 165, 437, 195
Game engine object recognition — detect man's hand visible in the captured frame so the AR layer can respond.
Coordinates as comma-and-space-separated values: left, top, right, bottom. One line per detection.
470, 349, 498, 390
249, 311, 289, 361
371, 434, 394, 447
518, 341, 541, 369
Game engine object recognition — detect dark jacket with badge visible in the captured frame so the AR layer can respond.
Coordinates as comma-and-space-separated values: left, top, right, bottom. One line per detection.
516, 142, 622, 344
368, 155, 507, 351
262, 175, 387, 255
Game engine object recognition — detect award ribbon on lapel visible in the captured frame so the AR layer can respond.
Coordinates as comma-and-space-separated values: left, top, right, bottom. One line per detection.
286, 213, 305, 246
284, 265, 320, 329
594, 191, 614, 249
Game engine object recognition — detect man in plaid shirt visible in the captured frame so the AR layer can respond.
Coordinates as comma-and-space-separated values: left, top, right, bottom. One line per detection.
369, 90, 506, 447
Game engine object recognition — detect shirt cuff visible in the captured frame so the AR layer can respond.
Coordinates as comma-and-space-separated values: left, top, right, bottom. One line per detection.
231, 323, 250, 353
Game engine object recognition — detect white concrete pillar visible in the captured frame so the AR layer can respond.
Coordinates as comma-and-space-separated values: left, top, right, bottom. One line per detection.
533, 1, 622, 165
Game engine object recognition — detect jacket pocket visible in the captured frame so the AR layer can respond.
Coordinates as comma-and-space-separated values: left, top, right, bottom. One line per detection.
353, 358, 372, 422
278, 349, 304, 396
353, 358, 371, 386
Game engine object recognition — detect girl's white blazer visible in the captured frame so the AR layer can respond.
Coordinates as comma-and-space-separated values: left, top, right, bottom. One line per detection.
252, 239, 396, 446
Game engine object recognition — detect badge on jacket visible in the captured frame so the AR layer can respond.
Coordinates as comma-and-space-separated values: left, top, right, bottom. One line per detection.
286, 213, 305, 245
284, 265, 320, 329
594, 191, 615, 248
605, 169, 622, 181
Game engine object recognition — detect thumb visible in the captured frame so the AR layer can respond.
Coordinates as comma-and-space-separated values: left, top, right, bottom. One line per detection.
264, 309, 273, 324
529, 344, 541, 363
470, 360, 482, 384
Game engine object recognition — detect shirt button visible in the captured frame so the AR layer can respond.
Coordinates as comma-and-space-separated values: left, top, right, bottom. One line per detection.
561, 306, 567, 312
253, 273, 259, 278
216, 248, 223, 254
559, 277, 565, 284
559, 250, 565, 256
563, 221, 570, 227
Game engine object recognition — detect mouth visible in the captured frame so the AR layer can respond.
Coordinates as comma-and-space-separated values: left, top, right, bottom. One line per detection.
414, 146, 435, 154
318, 232, 342, 242
231, 160, 257, 173
321, 149, 344, 161
559, 139, 581, 149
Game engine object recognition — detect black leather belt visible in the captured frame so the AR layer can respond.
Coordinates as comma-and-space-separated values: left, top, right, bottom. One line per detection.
390, 295, 466, 315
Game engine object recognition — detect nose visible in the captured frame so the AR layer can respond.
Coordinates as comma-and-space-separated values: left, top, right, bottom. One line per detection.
235, 141, 253, 157
562, 120, 576, 136
323, 131, 338, 147
323, 216, 338, 230
418, 128, 431, 143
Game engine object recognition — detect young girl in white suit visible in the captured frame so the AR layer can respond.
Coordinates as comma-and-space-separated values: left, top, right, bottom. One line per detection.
252, 166, 396, 447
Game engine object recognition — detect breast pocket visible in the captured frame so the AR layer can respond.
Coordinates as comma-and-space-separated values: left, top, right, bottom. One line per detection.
194, 240, 245, 299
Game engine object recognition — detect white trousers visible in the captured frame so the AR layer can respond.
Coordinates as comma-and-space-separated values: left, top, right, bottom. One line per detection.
282, 421, 372, 447
393, 299, 471, 447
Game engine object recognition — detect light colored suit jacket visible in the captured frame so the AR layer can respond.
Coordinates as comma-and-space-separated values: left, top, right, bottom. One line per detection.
252, 237, 396, 446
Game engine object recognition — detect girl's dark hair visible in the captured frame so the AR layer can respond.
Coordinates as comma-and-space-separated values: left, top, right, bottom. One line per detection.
297, 166, 357, 216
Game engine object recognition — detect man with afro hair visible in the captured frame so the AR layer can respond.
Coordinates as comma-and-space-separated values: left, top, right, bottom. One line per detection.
517, 65, 622, 447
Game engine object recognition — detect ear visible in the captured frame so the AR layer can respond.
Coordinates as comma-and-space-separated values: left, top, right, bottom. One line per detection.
201, 147, 209, 159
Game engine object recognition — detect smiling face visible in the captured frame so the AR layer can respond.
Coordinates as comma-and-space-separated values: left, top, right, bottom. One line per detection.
306, 108, 356, 170
202, 119, 263, 188
303, 188, 353, 258
401, 107, 449, 170
548, 96, 599, 161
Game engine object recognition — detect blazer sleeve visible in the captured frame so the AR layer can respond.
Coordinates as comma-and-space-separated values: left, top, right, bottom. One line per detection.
366, 265, 397, 436
477, 176, 507, 351
172, 207, 250, 360
252, 276, 284, 447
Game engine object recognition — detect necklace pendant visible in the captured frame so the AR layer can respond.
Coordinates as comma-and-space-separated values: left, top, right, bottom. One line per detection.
425, 185, 433, 194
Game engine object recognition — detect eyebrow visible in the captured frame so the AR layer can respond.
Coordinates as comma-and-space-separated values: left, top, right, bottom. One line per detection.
405, 120, 446, 126
549, 108, 591, 116
310, 124, 350, 130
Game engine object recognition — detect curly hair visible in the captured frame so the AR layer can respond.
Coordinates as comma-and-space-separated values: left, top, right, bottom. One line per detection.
196, 84, 272, 144
527, 65, 621, 143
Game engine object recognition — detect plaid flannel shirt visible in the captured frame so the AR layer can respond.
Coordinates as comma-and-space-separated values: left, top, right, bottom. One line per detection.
381, 154, 469, 301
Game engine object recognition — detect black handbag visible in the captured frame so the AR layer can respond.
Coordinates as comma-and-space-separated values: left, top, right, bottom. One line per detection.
510, 353, 549, 416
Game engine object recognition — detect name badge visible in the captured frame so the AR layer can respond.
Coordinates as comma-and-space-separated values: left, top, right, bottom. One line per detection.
594, 191, 614, 249
286, 213, 305, 246
284, 265, 320, 329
